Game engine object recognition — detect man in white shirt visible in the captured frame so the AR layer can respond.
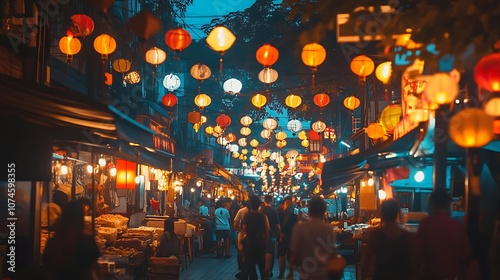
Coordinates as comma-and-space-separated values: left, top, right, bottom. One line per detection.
234, 201, 249, 278
215, 199, 232, 258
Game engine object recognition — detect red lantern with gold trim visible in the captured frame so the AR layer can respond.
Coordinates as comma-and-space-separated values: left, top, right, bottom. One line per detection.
162, 92, 177, 107
216, 114, 232, 128
165, 28, 192, 52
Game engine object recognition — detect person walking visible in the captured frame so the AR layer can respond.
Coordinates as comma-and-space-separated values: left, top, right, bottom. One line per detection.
361, 199, 416, 280
234, 200, 250, 279
242, 195, 270, 280
417, 189, 472, 280
215, 199, 232, 258
277, 196, 298, 279
260, 194, 281, 278
290, 197, 339, 279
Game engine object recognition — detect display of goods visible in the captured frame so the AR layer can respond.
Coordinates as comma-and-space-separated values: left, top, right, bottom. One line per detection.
121, 231, 152, 242
96, 214, 129, 232
127, 226, 163, 242
115, 238, 145, 250
97, 226, 118, 244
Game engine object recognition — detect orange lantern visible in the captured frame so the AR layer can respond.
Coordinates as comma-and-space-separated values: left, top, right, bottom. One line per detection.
308, 129, 321, 141
313, 93, 330, 109
194, 93, 211, 109
449, 108, 494, 148
252, 93, 267, 109
379, 104, 402, 131
206, 25, 236, 72
187, 111, 202, 125
225, 133, 237, 143
216, 114, 232, 128
59, 35, 81, 63
205, 126, 214, 135
350, 55, 375, 82
366, 123, 385, 139
116, 159, 136, 189
256, 44, 279, 67
145, 47, 167, 66
285, 94, 302, 109
93, 34, 116, 60
165, 28, 192, 52
112, 58, 131, 73
162, 92, 177, 107
301, 43, 326, 70
343, 96, 360, 111
190, 63, 211, 81
474, 53, 500, 92
68, 14, 94, 37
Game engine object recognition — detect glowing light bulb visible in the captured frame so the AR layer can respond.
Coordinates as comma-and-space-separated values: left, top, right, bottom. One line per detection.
378, 189, 387, 200
86, 165, 93, 174
368, 178, 374, 186
414, 170, 425, 182
98, 158, 106, 167
110, 167, 117, 177
60, 164, 68, 175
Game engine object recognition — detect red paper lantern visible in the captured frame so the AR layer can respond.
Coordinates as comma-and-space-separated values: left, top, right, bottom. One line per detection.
313, 93, 330, 108
216, 114, 232, 128
225, 133, 237, 143
116, 159, 136, 189
474, 53, 500, 92
308, 129, 321, 141
68, 14, 94, 37
256, 44, 279, 67
165, 28, 192, 52
162, 92, 177, 107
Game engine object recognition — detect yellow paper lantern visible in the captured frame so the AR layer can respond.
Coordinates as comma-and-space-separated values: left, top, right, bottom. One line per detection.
301, 139, 310, 147
260, 129, 272, 139
214, 125, 223, 134
194, 93, 212, 109
238, 138, 248, 147
263, 118, 278, 130
252, 94, 267, 109
233, 152, 240, 158
449, 108, 494, 148
350, 55, 374, 81
375, 61, 392, 85
124, 71, 141, 84
298, 131, 308, 140
366, 123, 386, 139
206, 26, 236, 54
275, 131, 287, 141
343, 96, 360, 111
59, 35, 82, 56
240, 127, 252, 137
311, 121, 326, 133
145, 47, 167, 66
250, 139, 259, 148
205, 126, 214, 135
424, 72, 459, 105
240, 115, 253, 127
276, 140, 287, 149
285, 94, 302, 109
241, 149, 248, 155
301, 43, 326, 70
112, 58, 131, 73
484, 97, 500, 117
93, 34, 116, 59
379, 104, 402, 131
193, 122, 201, 132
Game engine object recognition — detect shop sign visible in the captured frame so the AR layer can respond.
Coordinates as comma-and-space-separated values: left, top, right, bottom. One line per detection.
153, 134, 175, 154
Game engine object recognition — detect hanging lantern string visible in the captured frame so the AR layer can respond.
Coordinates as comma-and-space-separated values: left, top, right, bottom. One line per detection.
311, 68, 316, 89
219, 57, 223, 75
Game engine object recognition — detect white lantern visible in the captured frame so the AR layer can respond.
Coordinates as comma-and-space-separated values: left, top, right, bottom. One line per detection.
258, 68, 279, 84
163, 74, 181, 91
217, 136, 229, 146
145, 47, 167, 66
263, 118, 278, 130
229, 144, 239, 152
240, 115, 253, 126
270, 152, 278, 161
240, 127, 252, 136
260, 129, 272, 139
287, 120, 302, 134
311, 120, 326, 133
250, 155, 257, 162
223, 78, 243, 94
238, 138, 248, 147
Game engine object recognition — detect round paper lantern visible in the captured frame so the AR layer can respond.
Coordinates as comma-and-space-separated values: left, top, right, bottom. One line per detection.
474, 53, 500, 92
201, 115, 207, 124
301, 139, 310, 147
424, 72, 459, 105
252, 94, 267, 109
193, 123, 201, 132
350, 55, 374, 81
375, 61, 392, 84
484, 97, 500, 117
232, 152, 240, 159
298, 130, 308, 140
287, 149, 299, 159
301, 43, 326, 70
238, 138, 248, 147
275, 131, 287, 141
263, 118, 278, 130
124, 71, 140, 84
68, 14, 94, 37
308, 129, 321, 140
287, 120, 302, 134
112, 58, 131, 73
59, 35, 82, 56
225, 133, 236, 143
93, 34, 116, 58
240, 115, 253, 127
250, 139, 259, 148
217, 136, 229, 146
449, 108, 494, 148
214, 125, 224, 134
344, 96, 360, 111
229, 145, 239, 152
206, 26, 236, 54
379, 104, 402, 131
161, 92, 177, 107
145, 47, 166, 66
187, 111, 201, 124
313, 93, 330, 108
190, 63, 211, 80
205, 126, 214, 135
240, 127, 252, 136
241, 148, 249, 155
163, 74, 181, 91
216, 114, 232, 128
366, 123, 385, 139
276, 140, 287, 149
223, 78, 242, 94
256, 44, 279, 67
285, 94, 302, 109
258, 68, 279, 84
260, 129, 272, 139
194, 94, 211, 109
311, 121, 326, 133
164, 28, 192, 51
